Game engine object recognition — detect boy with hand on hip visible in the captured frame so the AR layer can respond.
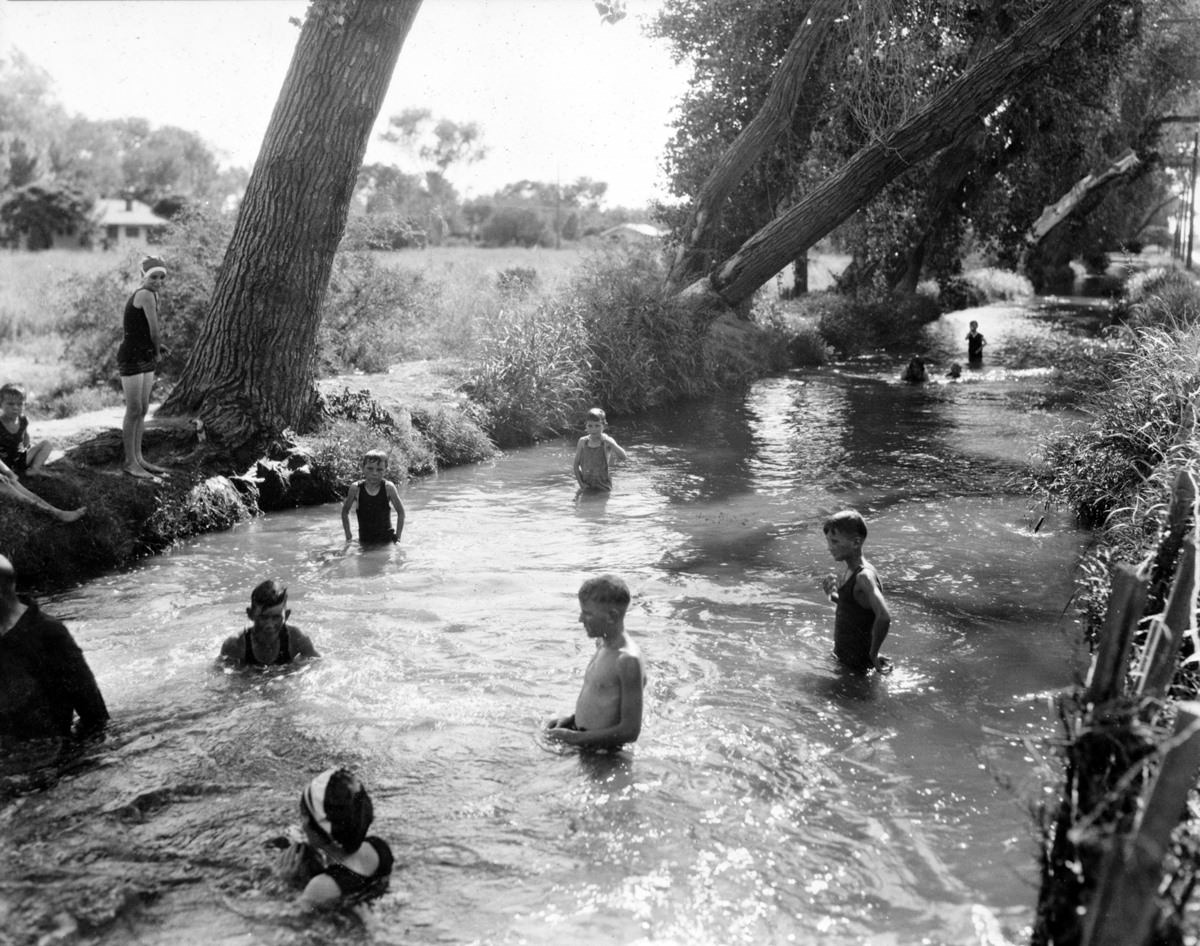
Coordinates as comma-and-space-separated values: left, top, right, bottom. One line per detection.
547, 574, 645, 751
573, 407, 628, 492
820, 510, 892, 673
342, 450, 405, 545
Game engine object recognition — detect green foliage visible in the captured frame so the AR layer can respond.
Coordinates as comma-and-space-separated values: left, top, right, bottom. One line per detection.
496, 267, 539, 296
810, 290, 941, 357
59, 204, 233, 386
1112, 267, 1200, 330
0, 182, 92, 250
461, 245, 762, 444
409, 404, 496, 467
461, 299, 592, 444
480, 208, 549, 248
318, 252, 442, 373
1037, 323, 1200, 530
935, 276, 988, 312
960, 268, 1035, 302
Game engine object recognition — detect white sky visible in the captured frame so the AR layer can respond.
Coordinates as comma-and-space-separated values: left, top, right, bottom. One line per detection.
0, 0, 691, 207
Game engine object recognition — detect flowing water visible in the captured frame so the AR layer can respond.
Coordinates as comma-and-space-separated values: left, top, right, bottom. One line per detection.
5, 304, 1104, 945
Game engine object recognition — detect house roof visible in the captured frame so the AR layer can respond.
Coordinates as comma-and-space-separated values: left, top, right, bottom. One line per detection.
599, 222, 666, 239
94, 198, 168, 228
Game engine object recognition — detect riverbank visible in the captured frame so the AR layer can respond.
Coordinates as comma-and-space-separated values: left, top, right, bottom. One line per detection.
0, 359, 489, 593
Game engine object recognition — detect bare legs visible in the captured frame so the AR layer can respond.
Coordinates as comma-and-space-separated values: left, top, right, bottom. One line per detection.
121, 371, 168, 477
0, 477, 85, 522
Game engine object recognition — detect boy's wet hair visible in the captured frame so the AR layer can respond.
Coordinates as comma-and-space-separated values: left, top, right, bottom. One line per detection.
300, 767, 374, 852
0, 383, 25, 402
822, 509, 868, 539
361, 449, 388, 467
578, 574, 630, 610
250, 579, 287, 610
585, 407, 606, 424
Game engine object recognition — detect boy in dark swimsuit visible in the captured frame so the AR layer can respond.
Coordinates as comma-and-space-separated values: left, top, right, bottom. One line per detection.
275, 767, 394, 908
219, 580, 318, 668
820, 510, 892, 673
341, 450, 405, 545
573, 408, 628, 492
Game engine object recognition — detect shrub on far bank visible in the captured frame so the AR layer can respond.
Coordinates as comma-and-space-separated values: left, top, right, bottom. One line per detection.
1036, 323, 1200, 532
806, 290, 941, 357
959, 268, 1034, 302
1112, 267, 1200, 330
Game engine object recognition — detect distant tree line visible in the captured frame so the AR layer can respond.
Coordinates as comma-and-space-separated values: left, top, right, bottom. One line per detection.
0, 50, 248, 249
0, 49, 648, 253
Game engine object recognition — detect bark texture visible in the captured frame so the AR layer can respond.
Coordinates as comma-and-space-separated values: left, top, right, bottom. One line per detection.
695, 0, 1114, 308
162, 0, 423, 454
666, 0, 844, 291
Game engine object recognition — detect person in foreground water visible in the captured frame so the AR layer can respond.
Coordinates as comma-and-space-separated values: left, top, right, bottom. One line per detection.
573, 407, 628, 492
0, 553, 108, 743
275, 767, 394, 908
219, 580, 318, 668
820, 510, 892, 673
341, 449, 405, 545
546, 574, 645, 750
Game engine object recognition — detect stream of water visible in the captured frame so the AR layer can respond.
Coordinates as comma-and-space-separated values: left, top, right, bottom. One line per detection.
4, 304, 1102, 945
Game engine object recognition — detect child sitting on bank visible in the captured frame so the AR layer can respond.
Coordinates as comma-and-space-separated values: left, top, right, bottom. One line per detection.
0, 384, 52, 478
820, 510, 892, 673
573, 408, 628, 492
341, 450, 405, 545
546, 574, 645, 750
275, 767, 394, 908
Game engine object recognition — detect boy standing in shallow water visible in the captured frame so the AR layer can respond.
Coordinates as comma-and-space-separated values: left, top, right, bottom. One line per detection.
820, 510, 892, 673
573, 407, 628, 492
341, 450, 405, 545
547, 575, 645, 750
966, 320, 986, 363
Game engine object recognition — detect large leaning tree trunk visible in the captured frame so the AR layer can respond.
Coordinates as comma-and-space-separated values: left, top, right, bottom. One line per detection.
665, 0, 846, 292
161, 0, 423, 456
676, 0, 1115, 311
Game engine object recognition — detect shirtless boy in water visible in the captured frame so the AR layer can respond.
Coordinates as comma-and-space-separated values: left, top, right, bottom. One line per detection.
546, 575, 645, 750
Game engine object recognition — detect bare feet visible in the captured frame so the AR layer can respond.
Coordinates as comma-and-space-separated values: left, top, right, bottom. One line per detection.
141, 461, 172, 475
58, 507, 86, 523
122, 465, 159, 480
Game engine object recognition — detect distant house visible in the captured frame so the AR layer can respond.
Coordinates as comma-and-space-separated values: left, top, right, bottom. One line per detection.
95, 197, 168, 251
598, 222, 666, 243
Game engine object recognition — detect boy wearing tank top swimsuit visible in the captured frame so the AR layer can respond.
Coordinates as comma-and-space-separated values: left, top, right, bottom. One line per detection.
820, 510, 892, 673
341, 450, 405, 544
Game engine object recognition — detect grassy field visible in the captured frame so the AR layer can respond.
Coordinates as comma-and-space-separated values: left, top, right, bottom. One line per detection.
0, 241, 851, 412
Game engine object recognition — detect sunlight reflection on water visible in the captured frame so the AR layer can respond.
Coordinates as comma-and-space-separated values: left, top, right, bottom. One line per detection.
14, 304, 1102, 945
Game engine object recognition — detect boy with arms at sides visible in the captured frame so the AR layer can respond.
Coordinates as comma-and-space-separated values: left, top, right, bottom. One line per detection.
0, 384, 52, 477
342, 450, 405, 545
547, 574, 645, 750
219, 580, 318, 668
820, 510, 892, 673
573, 407, 628, 492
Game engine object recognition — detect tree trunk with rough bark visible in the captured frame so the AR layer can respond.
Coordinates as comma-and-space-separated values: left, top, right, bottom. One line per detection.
666, 0, 844, 292
682, 0, 1113, 311
162, 0, 423, 456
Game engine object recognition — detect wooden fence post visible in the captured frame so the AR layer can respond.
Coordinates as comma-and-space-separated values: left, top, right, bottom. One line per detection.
1082, 702, 1200, 946
1086, 564, 1148, 705
1136, 540, 1198, 699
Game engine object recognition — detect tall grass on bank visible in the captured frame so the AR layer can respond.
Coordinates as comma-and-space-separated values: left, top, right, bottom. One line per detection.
1036, 271, 1200, 632
461, 245, 773, 444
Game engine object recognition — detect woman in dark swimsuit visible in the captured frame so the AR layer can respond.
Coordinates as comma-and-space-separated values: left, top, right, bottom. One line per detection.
117, 257, 170, 479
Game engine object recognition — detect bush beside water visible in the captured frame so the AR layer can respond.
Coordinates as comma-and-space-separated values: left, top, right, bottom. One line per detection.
1035, 269, 1200, 631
